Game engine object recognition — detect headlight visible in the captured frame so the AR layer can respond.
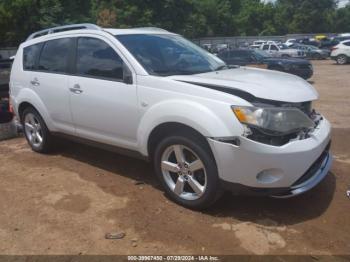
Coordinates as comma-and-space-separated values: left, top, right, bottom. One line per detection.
232, 106, 315, 135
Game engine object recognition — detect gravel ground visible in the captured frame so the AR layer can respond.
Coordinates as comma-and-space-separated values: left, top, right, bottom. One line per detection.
0, 60, 349, 256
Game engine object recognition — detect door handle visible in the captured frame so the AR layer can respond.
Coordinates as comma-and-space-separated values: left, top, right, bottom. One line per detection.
69, 84, 83, 94
30, 78, 40, 86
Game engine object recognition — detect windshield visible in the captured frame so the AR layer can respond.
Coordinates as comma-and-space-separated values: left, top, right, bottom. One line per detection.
116, 34, 226, 76
253, 49, 271, 59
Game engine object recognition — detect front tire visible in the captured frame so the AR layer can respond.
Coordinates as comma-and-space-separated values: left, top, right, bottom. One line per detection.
153, 134, 221, 210
22, 107, 54, 153
336, 55, 348, 65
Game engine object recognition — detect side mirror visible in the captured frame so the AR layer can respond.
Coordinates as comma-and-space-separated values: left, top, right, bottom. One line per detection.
123, 63, 133, 85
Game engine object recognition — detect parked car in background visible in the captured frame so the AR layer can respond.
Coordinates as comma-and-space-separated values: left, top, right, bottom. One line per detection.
260, 43, 302, 58
0, 58, 13, 98
290, 44, 330, 60
285, 39, 297, 47
218, 49, 313, 79
331, 40, 350, 65
297, 38, 319, 47
10, 24, 332, 209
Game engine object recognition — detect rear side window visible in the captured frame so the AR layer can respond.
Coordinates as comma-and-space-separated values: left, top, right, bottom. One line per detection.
38, 38, 72, 73
344, 41, 350, 46
23, 43, 43, 70
76, 37, 124, 81
262, 45, 269, 50
270, 45, 278, 51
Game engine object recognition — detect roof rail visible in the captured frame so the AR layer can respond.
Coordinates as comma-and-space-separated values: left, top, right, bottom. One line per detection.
26, 23, 101, 41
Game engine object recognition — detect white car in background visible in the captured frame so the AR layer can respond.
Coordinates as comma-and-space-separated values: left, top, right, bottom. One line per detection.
285, 39, 297, 47
260, 43, 302, 58
10, 24, 332, 209
331, 40, 350, 65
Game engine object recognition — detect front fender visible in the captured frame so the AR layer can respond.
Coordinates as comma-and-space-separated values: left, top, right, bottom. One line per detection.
137, 99, 243, 156
12, 88, 56, 131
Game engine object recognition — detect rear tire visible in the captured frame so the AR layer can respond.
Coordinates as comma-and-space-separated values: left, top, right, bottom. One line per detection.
336, 55, 348, 65
22, 107, 54, 153
153, 133, 221, 210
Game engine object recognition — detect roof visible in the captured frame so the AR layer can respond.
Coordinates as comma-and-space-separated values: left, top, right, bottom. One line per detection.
104, 27, 174, 35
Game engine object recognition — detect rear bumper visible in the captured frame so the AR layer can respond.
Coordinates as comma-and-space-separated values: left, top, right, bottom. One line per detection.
208, 117, 332, 195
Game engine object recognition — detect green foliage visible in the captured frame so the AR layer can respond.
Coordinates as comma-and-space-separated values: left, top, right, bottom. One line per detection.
0, 0, 350, 47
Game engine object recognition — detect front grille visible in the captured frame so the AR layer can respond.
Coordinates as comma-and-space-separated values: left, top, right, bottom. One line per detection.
292, 142, 331, 187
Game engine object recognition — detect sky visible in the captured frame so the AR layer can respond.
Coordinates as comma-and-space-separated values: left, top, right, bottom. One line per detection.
263, 0, 349, 8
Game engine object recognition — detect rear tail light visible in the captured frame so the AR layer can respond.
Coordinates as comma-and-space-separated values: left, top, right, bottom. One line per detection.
331, 47, 338, 52
8, 99, 14, 114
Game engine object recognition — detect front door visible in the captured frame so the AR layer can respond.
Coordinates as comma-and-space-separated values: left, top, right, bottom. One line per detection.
69, 37, 139, 149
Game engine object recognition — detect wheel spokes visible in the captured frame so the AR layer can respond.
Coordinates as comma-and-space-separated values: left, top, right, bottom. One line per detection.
188, 159, 204, 172
162, 161, 180, 173
173, 145, 185, 163
36, 132, 43, 143
187, 176, 204, 196
174, 177, 185, 196
25, 123, 35, 131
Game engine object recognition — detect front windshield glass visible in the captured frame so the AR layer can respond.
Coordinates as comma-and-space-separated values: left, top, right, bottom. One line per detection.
116, 34, 226, 76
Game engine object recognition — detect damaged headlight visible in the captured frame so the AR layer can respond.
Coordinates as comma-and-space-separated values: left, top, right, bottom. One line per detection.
232, 106, 315, 135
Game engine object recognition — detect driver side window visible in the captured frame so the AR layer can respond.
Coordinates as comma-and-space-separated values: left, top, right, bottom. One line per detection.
76, 37, 125, 81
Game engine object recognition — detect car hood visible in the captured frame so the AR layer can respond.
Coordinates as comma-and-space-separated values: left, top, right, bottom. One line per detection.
169, 67, 318, 103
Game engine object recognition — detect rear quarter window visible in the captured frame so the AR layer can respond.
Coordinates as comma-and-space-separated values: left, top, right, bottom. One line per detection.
23, 43, 43, 71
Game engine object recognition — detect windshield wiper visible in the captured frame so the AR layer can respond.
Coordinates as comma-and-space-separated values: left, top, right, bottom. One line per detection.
153, 69, 207, 76
214, 65, 229, 71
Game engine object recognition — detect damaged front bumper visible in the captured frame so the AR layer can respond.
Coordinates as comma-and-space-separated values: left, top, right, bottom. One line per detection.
208, 117, 332, 198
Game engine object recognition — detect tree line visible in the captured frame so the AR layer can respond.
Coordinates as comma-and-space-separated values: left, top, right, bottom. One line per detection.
0, 0, 350, 47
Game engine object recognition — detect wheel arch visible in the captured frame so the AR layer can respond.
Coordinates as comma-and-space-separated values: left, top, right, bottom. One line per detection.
15, 88, 55, 130
147, 122, 213, 160
137, 100, 240, 157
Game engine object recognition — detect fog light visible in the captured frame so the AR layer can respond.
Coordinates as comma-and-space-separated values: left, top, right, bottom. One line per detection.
256, 169, 284, 184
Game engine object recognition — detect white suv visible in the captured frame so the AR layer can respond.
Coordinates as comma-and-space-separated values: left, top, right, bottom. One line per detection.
331, 40, 350, 65
10, 24, 332, 209
260, 43, 301, 58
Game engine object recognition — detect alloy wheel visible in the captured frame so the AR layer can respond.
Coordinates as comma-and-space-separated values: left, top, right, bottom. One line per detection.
337, 55, 347, 65
161, 144, 207, 201
24, 113, 43, 148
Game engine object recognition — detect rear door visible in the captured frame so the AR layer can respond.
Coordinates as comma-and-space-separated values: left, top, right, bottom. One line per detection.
68, 36, 139, 149
32, 38, 74, 134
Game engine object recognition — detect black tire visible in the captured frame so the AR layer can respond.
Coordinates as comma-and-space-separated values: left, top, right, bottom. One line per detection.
281, 54, 290, 58
153, 133, 221, 210
336, 55, 348, 65
22, 107, 54, 153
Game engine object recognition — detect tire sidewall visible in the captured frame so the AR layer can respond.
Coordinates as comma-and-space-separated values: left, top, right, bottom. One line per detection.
154, 135, 220, 210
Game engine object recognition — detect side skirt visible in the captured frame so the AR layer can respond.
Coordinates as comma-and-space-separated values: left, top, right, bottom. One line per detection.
52, 132, 149, 162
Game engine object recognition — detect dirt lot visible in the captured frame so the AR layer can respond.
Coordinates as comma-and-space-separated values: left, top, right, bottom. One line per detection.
0, 60, 350, 256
